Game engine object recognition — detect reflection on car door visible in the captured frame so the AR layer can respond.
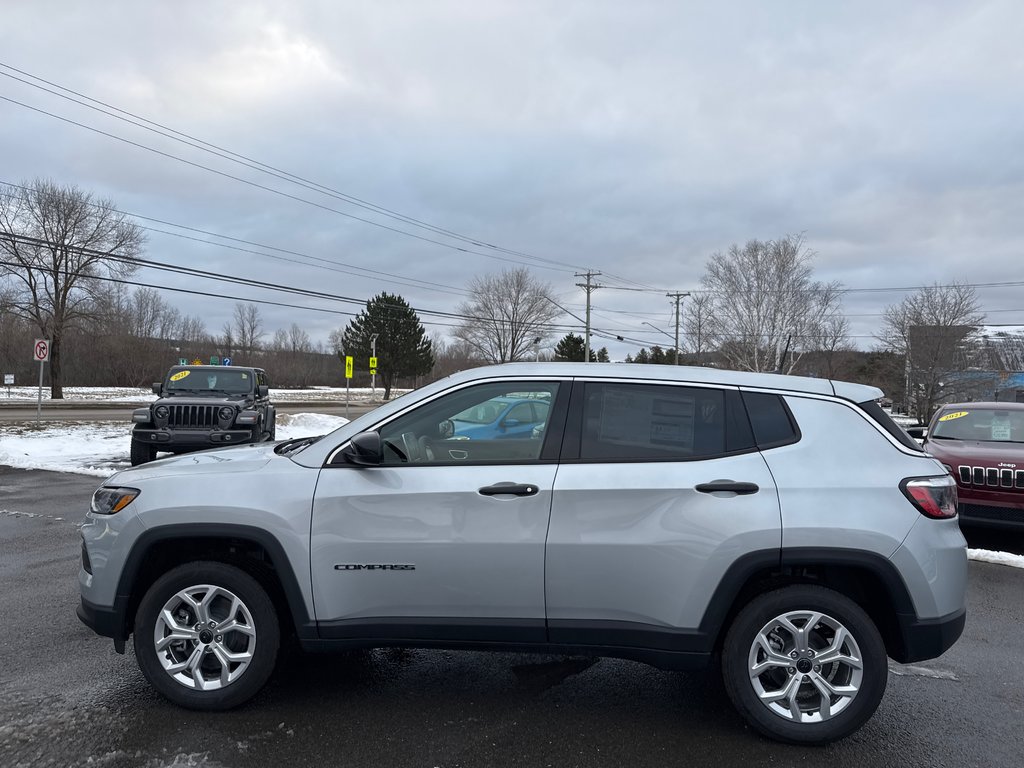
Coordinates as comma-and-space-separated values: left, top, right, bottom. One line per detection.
545, 381, 781, 648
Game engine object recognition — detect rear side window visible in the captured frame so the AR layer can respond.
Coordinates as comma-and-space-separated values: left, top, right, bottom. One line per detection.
576, 383, 753, 461
741, 391, 800, 449
858, 400, 925, 452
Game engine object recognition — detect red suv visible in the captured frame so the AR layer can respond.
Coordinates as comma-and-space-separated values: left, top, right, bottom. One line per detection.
922, 402, 1024, 528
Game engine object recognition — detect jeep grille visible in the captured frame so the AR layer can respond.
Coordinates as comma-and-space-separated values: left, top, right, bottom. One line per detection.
958, 465, 1024, 490
167, 404, 220, 429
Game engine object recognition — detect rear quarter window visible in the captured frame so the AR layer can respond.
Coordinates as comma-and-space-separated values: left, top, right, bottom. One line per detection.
741, 391, 800, 449
857, 400, 925, 452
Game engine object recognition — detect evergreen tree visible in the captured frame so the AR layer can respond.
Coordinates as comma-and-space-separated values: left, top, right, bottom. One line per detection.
595, 347, 610, 362
339, 293, 433, 399
553, 333, 586, 361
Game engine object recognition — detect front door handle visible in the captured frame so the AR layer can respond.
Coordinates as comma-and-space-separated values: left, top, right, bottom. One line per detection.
478, 483, 539, 497
695, 480, 760, 495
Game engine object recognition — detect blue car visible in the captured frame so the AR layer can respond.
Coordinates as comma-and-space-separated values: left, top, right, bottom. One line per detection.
450, 396, 550, 440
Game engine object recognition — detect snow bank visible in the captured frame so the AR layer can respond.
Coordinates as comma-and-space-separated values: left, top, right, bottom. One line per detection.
967, 548, 1024, 570
0, 413, 348, 477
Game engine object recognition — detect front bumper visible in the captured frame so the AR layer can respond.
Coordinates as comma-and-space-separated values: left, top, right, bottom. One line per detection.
77, 596, 127, 653
132, 428, 257, 451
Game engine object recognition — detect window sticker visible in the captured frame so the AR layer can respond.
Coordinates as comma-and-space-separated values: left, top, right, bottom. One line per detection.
170, 370, 191, 382
241, 373, 249, 379
992, 424, 1012, 441
938, 411, 968, 422
599, 387, 695, 450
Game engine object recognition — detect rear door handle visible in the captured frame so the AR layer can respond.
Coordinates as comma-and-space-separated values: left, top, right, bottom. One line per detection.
695, 480, 760, 495
479, 483, 539, 497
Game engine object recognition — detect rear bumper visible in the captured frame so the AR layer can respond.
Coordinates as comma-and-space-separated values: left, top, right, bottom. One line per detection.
892, 607, 966, 663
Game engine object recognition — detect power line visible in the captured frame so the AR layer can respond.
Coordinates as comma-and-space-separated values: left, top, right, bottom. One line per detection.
0, 93, 577, 275
0, 62, 662, 291
0, 61, 611, 275
0, 234, 594, 336
0, 182, 465, 297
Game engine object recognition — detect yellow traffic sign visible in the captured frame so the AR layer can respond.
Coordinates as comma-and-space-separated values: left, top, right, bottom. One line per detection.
369, 356, 377, 369
345, 355, 353, 379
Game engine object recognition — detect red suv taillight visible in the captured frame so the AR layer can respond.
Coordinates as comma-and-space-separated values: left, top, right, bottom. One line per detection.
901, 475, 958, 519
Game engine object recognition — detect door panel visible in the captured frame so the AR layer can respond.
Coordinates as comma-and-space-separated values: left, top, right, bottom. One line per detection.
311, 464, 557, 626
546, 454, 780, 632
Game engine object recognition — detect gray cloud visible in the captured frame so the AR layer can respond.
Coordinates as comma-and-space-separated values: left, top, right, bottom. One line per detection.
2, 0, 1023, 358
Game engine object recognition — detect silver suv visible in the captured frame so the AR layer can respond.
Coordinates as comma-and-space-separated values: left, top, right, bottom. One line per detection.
78, 363, 967, 745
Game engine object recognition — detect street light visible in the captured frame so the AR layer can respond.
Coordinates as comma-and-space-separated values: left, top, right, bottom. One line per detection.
642, 322, 678, 364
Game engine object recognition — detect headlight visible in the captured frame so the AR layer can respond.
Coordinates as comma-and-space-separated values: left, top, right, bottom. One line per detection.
91, 487, 140, 515
218, 406, 235, 421
154, 405, 169, 419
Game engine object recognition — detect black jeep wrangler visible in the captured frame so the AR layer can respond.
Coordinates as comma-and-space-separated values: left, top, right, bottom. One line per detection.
130, 365, 276, 465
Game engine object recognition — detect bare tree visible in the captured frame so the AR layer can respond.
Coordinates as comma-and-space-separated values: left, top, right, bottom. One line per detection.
682, 292, 716, 365
0, 179, 144, 397
453, 268, 560, 363
230, 303, 264, 360
879, 283, 983, 421
698, 235, 844, 374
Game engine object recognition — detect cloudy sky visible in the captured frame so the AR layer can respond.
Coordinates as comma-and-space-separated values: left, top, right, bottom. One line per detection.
2, 0, 1022, 360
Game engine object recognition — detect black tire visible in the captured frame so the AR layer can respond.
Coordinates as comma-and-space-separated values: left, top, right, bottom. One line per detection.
721, 585, 887, 745
265, 414, 276, 442
133, 561, 280, 711
130, 439, 156, 466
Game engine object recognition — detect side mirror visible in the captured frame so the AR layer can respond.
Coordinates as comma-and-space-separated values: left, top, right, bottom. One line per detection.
151, 382, 162, 395
502, 418, 521, 429
341, 431, 382, 467
258, 385, 269, 398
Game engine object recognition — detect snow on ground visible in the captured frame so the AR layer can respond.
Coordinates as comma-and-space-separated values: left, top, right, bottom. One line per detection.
967, 548, 1024, 570
0, 385, 405, 403
0, 413, 348, 477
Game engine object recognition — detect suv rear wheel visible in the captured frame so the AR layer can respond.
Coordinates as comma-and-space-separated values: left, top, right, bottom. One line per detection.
133, 561, 280, 710
721, 585, 887, 745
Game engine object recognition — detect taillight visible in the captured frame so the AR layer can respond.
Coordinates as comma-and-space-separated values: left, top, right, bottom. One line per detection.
901, 475, 958, 519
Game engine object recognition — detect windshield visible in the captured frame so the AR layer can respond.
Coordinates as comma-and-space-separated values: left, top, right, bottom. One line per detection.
931, 408, 1024, 443
164, 368, 254, 396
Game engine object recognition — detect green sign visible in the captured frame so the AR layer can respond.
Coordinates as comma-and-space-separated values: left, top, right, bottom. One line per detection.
179, 358, 187, 365
210, 356, 220, 365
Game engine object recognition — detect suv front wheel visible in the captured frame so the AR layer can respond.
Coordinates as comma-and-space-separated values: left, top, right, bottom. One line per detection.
133, 561, 280, 710
721, 585, 887, 745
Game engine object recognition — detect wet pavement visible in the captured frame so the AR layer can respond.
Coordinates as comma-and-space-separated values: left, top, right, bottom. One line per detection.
2, 465, 1023, 767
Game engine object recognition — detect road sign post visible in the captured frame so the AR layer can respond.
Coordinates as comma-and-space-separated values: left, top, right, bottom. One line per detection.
370, 334, 379, 400
33, 339, 50, 425
4, 373, 12, 398
344, 355, 353, 418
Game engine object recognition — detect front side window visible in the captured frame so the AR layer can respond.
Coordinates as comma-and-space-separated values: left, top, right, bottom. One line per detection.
577, 383, 750, 460
377, 381, 560, 465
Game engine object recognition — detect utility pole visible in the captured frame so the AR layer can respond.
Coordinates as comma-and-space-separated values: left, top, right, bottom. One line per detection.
575, 271, 601, 362
667, 292, 690, 365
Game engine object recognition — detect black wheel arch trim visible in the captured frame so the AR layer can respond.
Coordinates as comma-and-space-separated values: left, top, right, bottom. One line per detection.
694, 547, 939, 660
111, 523, 316, 642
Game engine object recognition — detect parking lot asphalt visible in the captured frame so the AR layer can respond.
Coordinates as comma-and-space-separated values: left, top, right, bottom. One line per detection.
2, 465, 1023, 768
